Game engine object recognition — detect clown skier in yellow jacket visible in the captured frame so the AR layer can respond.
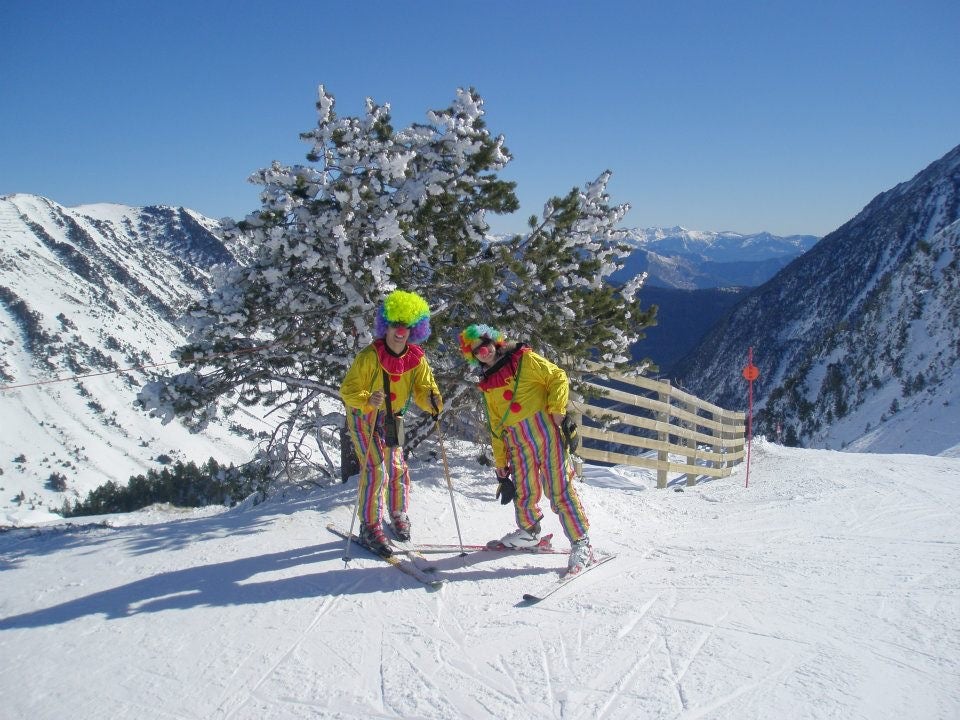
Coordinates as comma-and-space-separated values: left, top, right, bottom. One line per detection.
340, 290, 442, 555
459, 323, 595, 575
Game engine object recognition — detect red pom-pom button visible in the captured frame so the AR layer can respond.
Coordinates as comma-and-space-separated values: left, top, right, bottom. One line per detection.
390, 392, 398, 402
503, 390, 513, 401
510, 402, 522, 413
391, 374, 402, 383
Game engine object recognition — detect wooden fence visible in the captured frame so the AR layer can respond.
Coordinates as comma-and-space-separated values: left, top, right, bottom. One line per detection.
569, 367, 746, 488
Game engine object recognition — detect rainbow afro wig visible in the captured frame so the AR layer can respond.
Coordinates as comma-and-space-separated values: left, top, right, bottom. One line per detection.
374, 290, 432, 343
458, 323, 504, 365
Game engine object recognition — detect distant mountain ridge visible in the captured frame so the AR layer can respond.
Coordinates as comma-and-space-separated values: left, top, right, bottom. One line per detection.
672, 143, 960, 454
612, 227, 819, 289
610, 227, 818, 372
624, 226, 817, 261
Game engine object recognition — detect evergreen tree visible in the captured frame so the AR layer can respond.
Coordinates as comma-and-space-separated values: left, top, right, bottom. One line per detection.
491, 171, 653, 377
138, 86, 655, 484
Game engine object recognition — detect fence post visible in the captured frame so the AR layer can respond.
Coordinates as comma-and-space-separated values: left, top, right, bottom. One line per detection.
684, 401, 698, 486
656, 379, 671, 489
713, 411, 727, 473
717, 412, 738, 472
724, 415, 736, 470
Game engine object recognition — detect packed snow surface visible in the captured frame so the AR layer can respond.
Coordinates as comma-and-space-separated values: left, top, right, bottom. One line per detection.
2, 439, 958, 719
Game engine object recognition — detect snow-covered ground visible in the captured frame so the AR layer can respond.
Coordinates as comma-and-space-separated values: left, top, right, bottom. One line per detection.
2, 438, 959, 720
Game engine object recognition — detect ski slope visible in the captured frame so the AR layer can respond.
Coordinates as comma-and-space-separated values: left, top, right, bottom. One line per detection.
2, 439, 959, 719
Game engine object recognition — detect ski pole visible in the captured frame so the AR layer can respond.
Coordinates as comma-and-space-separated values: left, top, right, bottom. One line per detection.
343, 410, 380, 563
432, 400, 466, 556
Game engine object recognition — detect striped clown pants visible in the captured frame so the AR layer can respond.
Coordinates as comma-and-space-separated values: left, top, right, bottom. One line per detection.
502, 410, 590, 543
346, 408, 410, 527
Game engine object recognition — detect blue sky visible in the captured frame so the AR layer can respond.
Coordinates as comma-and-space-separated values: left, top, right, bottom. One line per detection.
2, 1, 958, 238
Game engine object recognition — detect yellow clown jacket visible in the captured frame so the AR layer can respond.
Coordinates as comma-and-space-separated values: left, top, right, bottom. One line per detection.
340, 340, 441, 416
478, 344, 569, 468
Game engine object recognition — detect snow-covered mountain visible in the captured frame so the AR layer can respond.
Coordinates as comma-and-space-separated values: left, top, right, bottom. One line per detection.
611, 227, 819, 289
0, 194, 263, 525
672, 144, 960, 455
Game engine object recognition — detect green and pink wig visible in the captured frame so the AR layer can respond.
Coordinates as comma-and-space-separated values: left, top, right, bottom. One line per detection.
458, 323, 505, 365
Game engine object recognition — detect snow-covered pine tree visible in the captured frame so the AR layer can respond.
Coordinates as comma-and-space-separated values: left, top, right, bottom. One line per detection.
138, 86, 517, 481
138, 86, 655, 485
491, 172, 654, 386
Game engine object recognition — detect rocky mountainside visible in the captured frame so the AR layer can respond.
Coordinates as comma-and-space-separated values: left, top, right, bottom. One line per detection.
672, 144, 960, 454
766, 218, 959, 452
0, 194, 261, 523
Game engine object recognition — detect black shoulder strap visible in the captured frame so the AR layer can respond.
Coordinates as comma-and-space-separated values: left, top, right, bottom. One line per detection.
382, 369, 394, 416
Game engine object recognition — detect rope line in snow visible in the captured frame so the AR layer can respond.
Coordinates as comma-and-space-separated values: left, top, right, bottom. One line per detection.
0, 343, 276, 392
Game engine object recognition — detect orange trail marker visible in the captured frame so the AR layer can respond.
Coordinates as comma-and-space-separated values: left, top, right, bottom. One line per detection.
742, 348, 760, 487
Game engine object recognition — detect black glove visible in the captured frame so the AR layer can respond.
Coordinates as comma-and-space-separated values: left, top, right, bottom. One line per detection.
429, 393, 442, 423
495, 474, 516, 505
560, 413, 580, 452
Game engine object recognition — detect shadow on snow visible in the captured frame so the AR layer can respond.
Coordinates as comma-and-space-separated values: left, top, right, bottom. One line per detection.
0, 537, 558, 630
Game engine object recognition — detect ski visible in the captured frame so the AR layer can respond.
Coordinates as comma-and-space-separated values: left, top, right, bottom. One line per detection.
520, 553, 617, 605
379, 522, 443, 571
326, 524, 444, 590
384, 537, 441, 572
413, 534, 568, 555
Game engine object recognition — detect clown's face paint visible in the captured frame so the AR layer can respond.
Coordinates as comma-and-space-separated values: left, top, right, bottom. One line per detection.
385, 324, 410, 353
472, 339, 495, 365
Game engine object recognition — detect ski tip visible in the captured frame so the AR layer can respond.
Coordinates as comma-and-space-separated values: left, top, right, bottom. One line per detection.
520, 594, 542, 604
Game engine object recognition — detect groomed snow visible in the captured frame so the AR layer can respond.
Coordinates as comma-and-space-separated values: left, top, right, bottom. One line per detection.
2, 438, 958, 719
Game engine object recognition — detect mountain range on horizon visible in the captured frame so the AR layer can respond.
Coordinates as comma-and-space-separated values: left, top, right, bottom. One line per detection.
610, 227, 820, 373
614, 226, 820, 290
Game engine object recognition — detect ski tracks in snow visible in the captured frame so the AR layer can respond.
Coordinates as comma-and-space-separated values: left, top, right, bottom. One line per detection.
218, 592, 345, 719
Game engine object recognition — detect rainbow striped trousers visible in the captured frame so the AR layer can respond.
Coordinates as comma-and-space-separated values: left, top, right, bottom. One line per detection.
502, 410, 590, 543
346, 408, 410, 527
